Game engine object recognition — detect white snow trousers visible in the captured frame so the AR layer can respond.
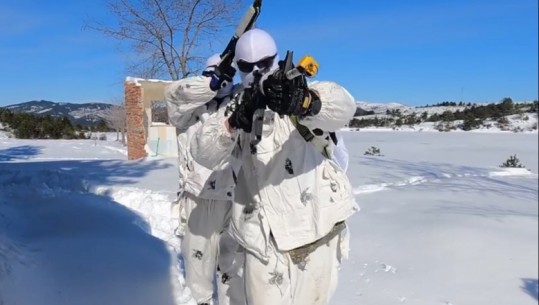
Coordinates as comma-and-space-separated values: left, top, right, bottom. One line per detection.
244, 234, 343, 305
180, 193, 245, 305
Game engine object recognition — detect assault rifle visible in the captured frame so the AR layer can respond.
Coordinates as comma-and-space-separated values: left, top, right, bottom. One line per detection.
211, 0, 262, 91
249, 51, 319, 154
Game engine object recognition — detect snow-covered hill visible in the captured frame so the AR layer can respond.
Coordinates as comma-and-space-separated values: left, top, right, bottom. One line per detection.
356, 100, 536, 115
3, 100, 114, 126
353, 100, 538, 133
346, 112, 538, 133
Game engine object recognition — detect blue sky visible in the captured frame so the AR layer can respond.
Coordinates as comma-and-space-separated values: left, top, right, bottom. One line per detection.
0, 0, 537, 107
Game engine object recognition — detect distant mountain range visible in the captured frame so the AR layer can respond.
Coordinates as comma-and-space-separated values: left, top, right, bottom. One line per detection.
3, 99, 535, 127
2, 100, 114, 126
2, 100, 375, 125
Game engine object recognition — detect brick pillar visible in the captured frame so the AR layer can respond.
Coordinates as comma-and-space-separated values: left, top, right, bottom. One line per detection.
125, 79, 147, 160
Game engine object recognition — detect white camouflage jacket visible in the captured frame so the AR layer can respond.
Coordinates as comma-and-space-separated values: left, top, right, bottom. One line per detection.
190, 81, 359, 261
165, 76, 239, 201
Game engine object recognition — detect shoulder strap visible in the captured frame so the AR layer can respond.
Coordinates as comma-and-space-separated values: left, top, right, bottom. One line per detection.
290, 115, 314, 141
329, 132, 338, 145
290, 115, 332, 159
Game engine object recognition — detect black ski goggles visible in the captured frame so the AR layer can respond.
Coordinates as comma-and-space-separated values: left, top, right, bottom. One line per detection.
236, 54, 277, 73
202, 65, 217, 77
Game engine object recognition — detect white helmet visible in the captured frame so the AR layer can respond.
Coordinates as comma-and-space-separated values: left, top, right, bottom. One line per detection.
234, 28, 279, 88
203, 53, 232, 98
204, 53, 221, 73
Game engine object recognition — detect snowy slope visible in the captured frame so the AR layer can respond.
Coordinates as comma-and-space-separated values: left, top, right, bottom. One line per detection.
1, 132, 537, 305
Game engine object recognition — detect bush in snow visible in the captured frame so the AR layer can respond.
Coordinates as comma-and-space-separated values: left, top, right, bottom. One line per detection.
496, 116, 510, 131
365, 146, 383, 156
99, 134, 107, 141
462, 117, 483, 131
435, 121, 456, 132
499, 154, 525, 168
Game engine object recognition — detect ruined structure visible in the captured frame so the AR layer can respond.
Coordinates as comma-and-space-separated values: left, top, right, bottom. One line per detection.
124, 77, 177, 160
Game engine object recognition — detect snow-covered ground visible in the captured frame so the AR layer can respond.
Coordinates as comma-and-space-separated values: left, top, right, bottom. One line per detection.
1, 130, 537, 305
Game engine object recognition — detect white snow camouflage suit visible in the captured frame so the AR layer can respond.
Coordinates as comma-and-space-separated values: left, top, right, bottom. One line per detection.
165, 74, 245, 305
189, 78, 359, 305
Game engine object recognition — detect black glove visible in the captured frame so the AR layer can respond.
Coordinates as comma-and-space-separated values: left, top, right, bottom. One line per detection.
263, 70, 315, 116
209, 65, 236, 91
227, 89, 257, 132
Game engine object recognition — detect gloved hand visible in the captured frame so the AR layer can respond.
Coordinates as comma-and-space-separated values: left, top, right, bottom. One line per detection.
210, 64, 236, 91
262, 70, 316, 116
227, 89, 257, 132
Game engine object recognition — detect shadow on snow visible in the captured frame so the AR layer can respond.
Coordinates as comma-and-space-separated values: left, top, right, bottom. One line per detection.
0, 158, 179, 305
521, 278, 539, 301
0, 145, 43, 161
0, 158, 173, 188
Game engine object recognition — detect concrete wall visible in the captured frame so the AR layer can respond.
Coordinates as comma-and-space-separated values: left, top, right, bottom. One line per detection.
146, 125, 178, 157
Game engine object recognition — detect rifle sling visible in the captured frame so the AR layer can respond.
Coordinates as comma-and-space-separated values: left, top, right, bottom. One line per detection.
290, 115, 334, 159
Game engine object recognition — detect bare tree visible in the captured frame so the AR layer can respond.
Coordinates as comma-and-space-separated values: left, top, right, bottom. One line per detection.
85, 0, 242, 80
101, 101, 127, 145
